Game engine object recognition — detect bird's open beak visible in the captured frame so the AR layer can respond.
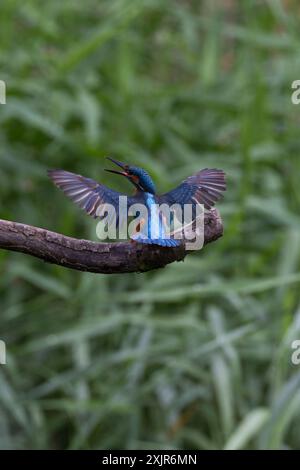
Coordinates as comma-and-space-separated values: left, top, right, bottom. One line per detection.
104, 157, 129, 176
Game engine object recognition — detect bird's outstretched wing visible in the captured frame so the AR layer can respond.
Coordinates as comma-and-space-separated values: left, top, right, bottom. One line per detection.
158, 168, 226, 211
48, 169, 139, 224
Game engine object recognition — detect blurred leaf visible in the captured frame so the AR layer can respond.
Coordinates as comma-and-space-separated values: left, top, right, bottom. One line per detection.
224, 408, 270, 450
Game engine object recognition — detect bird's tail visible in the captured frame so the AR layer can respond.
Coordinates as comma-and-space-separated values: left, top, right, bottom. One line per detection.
132, 235, 181, 248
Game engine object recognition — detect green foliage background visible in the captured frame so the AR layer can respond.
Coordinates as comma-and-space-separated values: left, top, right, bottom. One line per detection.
1, 0, 300, 449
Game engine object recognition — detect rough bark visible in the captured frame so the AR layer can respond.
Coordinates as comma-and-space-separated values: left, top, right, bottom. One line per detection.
0, 209, 223, 274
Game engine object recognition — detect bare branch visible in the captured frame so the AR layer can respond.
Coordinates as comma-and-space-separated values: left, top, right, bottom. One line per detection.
0, 209, 223, 274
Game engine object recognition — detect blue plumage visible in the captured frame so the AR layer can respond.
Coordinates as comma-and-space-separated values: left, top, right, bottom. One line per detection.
48, 158, 226, 248
127, 167, 156, 195
130, 192, 181, 247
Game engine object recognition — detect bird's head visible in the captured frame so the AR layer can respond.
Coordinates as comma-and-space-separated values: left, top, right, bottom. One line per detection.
105, 157, 156, 194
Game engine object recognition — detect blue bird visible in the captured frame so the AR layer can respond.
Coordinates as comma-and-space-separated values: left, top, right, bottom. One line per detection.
48, 158, 226, 248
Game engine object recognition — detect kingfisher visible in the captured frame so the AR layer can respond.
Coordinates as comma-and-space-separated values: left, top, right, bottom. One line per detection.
48, 158, 226, 248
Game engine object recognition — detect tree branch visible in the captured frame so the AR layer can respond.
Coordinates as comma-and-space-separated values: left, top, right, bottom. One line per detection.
0, 210, 223, 274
